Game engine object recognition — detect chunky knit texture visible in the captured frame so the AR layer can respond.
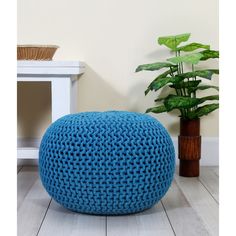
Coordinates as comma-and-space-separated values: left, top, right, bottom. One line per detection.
39, 111, 175, 215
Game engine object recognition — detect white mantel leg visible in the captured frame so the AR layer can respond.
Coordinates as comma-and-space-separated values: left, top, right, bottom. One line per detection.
51, 77, 76, 122
70, 76, 78, 115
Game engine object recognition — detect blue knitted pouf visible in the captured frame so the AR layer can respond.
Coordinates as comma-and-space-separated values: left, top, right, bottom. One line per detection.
39, 111, 175, 215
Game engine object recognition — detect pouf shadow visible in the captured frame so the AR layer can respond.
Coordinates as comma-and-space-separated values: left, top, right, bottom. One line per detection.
39, 111, 175, 215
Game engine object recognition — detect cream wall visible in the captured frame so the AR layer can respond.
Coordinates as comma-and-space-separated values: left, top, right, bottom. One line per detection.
17, 0, 219, 138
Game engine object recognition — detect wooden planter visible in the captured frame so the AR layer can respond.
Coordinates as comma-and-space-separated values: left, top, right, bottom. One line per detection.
178, 118, 201, 177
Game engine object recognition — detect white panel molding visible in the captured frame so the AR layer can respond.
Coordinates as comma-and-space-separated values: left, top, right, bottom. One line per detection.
17, 60, 85, 76
17, 137, 219, 166
172, 137, 219, 166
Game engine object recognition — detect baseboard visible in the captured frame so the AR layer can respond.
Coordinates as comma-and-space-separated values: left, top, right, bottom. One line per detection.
17, 159, 39, 166
17, 137, 219, 167
172, 137, 219, 166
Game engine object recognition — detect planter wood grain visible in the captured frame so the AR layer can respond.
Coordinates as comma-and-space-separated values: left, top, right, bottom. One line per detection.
178, 118, 201, 177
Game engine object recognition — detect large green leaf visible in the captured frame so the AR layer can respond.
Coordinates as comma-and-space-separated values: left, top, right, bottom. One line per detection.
164, 95, 199, 111
155, 97, 167, 102
158, 33, 191, 50
199, 95, 219, 104
144, 88, 151, 96
146, 105, 167, 113
187, 103, 219, 119
180, 69, 219, 80
188, 85, 219, 93
135, 62, 176, 72
150, 76, 184, 91
167, 53, 203, 65
176, 43, 210, 52
199, 50, 219, 61
163, 94, 219, 112
145, 67, 178, 95
169, 80, 201, 89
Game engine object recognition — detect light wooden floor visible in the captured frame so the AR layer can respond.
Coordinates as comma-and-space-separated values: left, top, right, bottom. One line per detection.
17, 166, 219, 236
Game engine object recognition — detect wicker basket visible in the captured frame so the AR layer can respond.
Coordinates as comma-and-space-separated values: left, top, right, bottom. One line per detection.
17, 45, 59, 60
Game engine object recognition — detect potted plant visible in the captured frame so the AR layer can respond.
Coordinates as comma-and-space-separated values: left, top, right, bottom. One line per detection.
135, 33, 219, 177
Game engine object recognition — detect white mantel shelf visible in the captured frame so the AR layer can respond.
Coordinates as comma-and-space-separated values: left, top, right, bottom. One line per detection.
17, 60, 85, 159
17, 60, 85, 79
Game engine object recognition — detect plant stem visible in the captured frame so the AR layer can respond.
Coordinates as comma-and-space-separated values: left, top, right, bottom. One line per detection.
182, 87, 186, 96
191, 64, 198, 112
178, 50, 187, 117
192, 64, 196, 80
175, 88, 184, 118
170, 67, 174, 77
174, 40, 186, 118
177, 52, 183, 74
178, 51, 184, 74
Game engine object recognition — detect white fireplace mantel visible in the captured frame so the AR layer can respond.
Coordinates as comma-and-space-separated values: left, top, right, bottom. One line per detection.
17, 60, 85, 159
